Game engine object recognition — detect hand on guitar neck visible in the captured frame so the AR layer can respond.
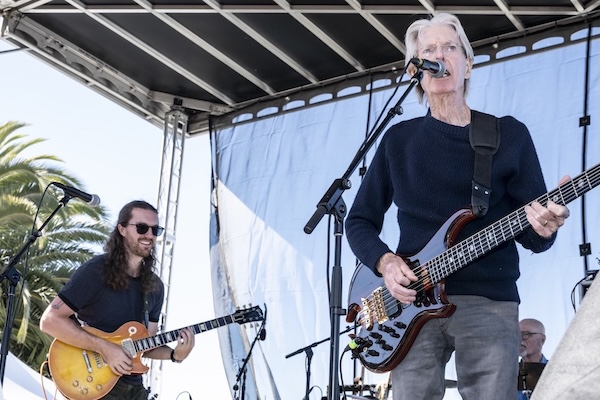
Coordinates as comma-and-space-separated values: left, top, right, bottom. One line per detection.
139, 326, 195, 365
524, 175, 571, 239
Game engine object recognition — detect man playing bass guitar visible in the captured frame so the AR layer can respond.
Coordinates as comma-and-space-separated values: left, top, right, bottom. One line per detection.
345, 13, 570, 400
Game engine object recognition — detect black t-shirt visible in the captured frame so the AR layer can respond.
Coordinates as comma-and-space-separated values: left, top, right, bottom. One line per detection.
58, 254, 164, 386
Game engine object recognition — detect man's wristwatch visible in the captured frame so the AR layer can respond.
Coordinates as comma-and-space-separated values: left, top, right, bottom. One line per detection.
170, 349, 182, 363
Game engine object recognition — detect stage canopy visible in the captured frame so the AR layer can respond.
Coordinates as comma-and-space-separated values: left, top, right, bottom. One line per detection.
1, 1, 599, 134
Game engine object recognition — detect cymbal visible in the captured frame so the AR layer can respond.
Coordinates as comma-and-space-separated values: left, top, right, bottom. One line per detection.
517, 362, 546, 391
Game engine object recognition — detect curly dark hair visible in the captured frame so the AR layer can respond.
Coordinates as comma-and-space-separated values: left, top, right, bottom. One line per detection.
104, 200, 160, 293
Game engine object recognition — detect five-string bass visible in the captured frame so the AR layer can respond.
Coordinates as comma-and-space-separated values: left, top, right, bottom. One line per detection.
347, 163, 600, 373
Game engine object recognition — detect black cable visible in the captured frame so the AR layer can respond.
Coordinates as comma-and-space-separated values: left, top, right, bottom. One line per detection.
10, 184, 53, 316
570, 272, 597, 312
339, 350, 349, 400
326, 213, 332, 314
579, 21, 592, 276
0, 47, 28, 55
303, 384, 323, 400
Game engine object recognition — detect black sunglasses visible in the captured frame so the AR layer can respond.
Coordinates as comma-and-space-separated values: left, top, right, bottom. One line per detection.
125, 223, 164, 236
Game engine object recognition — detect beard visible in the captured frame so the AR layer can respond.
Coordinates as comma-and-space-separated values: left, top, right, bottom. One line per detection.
124, 236, 154, 259
519, 348, 528, 358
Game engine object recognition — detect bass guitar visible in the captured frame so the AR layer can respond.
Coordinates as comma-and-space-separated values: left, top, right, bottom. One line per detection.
48, 305, 264, 399
347, 163, 600, 373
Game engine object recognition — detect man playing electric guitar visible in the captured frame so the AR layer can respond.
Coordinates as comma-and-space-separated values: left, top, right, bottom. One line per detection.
40, 200, 195, 399
345, 13, 570, 400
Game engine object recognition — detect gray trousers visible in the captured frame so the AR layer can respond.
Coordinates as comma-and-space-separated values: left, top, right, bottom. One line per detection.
392, 295, 520, 400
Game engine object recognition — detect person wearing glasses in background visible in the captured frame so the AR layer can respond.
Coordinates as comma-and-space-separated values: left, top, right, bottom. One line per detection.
345, 12, 570, 400
40, 200, 195, 399
519, 318, 547, 364
518, 319, 548, 400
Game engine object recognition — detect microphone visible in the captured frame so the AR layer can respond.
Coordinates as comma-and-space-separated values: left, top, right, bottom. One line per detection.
410, 58, 446, 78
344, 336, 372, 353
52, 182, 101, 206
259, 328, 266, 341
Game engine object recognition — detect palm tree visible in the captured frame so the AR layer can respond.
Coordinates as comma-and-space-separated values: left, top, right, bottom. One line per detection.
0, 121, 110, 370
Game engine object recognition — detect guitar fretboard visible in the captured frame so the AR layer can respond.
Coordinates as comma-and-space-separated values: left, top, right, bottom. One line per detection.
133, 315, 234, 353
423, 162, 600, 284
129, 305, 263, 353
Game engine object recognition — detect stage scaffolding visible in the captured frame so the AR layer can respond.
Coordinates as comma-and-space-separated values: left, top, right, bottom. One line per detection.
146, 106, 188, 397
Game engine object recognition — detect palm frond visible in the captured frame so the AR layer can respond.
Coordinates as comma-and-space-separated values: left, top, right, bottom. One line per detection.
0, 121, 111, 372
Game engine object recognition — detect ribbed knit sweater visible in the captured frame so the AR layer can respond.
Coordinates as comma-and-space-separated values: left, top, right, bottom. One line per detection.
345, 111, 556, 303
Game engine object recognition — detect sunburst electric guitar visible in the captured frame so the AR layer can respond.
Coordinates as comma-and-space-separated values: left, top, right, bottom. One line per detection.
48, 305, 264, 400
347, 162, 600, 373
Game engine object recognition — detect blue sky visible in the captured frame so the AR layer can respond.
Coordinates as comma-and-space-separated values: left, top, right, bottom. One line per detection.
1, 38, 230, 398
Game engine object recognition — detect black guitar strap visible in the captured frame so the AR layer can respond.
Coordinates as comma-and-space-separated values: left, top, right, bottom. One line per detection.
143, 292, 150, 329
469, 110, 501, 218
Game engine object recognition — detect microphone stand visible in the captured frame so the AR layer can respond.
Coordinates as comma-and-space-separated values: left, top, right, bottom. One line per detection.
233, 307, 267, 400
286, 325, 355, 400
303, 71, 423, 400
0, 195, 74, 384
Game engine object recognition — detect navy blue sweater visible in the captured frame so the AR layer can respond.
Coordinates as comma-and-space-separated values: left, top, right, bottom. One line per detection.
345, 112, 556, 302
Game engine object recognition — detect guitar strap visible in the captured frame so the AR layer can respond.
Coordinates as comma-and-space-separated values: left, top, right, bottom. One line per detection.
469, 110, 501, 218
143, 292, 150, 328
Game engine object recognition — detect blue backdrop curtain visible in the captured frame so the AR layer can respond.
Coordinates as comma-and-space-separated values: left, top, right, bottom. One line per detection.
209, 31, 599, 399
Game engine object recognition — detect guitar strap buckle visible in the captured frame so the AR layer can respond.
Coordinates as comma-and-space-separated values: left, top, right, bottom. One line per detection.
471, 180, 492, 218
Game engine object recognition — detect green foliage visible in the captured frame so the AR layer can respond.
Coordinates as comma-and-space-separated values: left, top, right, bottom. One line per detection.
0, 121, 110, 372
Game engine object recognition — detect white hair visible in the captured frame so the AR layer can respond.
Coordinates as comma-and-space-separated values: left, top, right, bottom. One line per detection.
404, 13, 475, 103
